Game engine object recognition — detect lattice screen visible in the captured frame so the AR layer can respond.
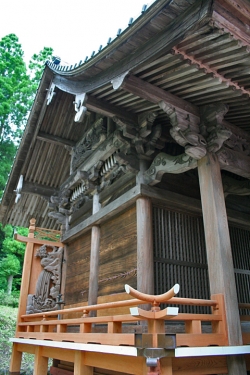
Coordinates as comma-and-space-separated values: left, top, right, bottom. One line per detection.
230, 226, 250, 314
153, 205, 250, 314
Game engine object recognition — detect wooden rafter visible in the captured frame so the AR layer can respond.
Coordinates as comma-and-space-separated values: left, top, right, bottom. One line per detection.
37, 131, 75, 147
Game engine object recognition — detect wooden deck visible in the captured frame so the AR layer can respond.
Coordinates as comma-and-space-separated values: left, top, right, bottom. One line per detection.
9, 289, 250, 375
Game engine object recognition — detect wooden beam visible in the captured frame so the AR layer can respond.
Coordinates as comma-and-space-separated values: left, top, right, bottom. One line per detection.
62, 183, 250, 243
122, 75, 200, 118
86, 95, 138, 124
53, 1, 211, 94
197, 153, 247, 375
122, 75, 250, 143
22, 181, 59, 198
37, 131, 75, 148
62, 184, 141, 242
217, 147, 250, 179
14, 233, 63, 247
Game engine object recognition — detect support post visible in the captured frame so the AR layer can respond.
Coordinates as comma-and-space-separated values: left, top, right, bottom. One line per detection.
88, 194, 101, 316
74, 351, 93, 375
136, 196, 154, 297
136, 160, 154, 300
198, 153, 246, 375
9, 343, 22, 374
33, 346, 48, 375
9, 218, 36, 374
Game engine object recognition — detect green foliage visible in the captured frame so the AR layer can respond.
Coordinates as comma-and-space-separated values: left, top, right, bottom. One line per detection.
0, 34, 32, 144
29, 46, 53, 87
0, 34, 53, 198
0, 290, 19, 307
0, 225, 28, 293
0, 305, 41, 374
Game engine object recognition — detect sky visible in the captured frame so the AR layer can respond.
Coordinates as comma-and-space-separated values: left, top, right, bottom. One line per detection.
0, 0, 154, 65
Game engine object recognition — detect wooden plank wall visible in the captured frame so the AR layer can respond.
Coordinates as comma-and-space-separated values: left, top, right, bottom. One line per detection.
64, 206, 137, 306
64, 232, 91, 305
98, 206, 137, 296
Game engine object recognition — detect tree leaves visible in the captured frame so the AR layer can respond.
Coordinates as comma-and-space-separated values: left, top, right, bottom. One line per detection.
0, 33, 53, 197
0, 34, 53, 294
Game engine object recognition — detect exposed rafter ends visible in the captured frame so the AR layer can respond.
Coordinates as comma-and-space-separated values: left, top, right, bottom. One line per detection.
172, 46, 250, 96
212, 0, 250, 47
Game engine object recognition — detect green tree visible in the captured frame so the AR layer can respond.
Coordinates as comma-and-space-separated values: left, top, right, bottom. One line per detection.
0, 34, 53, 296
0, 34, 53, 197
29, 46, 53, 88
0, 225, 28, 294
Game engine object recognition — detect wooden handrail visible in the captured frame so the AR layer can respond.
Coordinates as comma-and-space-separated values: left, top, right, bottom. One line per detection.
21, 295, 218, 320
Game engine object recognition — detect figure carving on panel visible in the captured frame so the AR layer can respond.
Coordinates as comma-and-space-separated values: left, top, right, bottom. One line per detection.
26, 245, 64, 314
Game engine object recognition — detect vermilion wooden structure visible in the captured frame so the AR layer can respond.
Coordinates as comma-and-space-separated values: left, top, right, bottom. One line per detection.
2, 0, 250, 374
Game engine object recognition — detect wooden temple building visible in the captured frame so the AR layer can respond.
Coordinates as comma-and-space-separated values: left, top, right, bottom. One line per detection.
1, 0, 250, 374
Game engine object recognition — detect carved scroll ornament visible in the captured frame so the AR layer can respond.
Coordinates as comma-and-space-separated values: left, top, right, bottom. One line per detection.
26, 245, 64, 314
144, 152, 197, 185
144, 102, 245, 185
71, 118, 107, 172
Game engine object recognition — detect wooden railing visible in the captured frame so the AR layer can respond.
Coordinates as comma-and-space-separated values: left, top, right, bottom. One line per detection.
239, 302, 250, 345
16, 285, 229, 348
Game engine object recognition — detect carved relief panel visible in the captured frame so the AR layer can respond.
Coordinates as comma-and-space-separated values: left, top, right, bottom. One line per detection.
26, 245, 64, 314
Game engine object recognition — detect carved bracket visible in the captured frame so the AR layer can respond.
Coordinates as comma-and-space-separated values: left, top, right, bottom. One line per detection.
159, 101, 207, 160
200, 104, 232, 153
144, 152, 197, 185
113, 111, 164, 157
71, 118, 107, 172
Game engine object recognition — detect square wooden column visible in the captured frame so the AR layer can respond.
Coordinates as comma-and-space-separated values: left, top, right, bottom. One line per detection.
9, 219, 36, 374
198, 153, 246, 375
88, 194, 101, 315
136, 196, 154, 296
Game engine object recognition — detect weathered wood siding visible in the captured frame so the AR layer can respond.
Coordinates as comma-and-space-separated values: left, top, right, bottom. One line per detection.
64, 232, 91, 305
98, 206, 137, 296
64, 207, 137, 306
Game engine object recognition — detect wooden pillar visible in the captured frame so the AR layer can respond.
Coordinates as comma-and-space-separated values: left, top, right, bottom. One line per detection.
9, 218, 36, 374
88, 194, 101, 314
9, 343, 22, 374
136, 196, 154, 296
136, 159, 154, 296
74, 351, 93, 375
33, 346, 48, 375
198, 153, 247, 375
